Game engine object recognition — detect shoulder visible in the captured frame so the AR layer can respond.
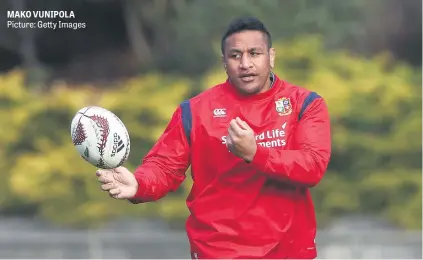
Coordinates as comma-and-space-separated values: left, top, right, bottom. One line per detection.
280, 79, 325, 104
281, 80, 314, 99
277, 78, 327, 120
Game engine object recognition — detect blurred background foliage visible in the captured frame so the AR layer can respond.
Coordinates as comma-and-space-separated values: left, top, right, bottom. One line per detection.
0, 0, 421, 230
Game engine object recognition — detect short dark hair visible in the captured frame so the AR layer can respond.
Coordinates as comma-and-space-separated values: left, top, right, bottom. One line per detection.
221, 16, 272, 55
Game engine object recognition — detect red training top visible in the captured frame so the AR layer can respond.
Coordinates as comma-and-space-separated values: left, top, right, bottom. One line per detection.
131, 73, 331, 259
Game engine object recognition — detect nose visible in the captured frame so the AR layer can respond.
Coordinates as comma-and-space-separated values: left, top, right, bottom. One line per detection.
240, 55, 252, 69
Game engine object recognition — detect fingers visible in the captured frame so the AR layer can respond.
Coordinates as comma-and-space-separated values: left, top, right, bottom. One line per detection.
96, 169, 124, 199
228, 118, 243, 147
226, 133, 234, 152
236, 117, 250, 130
230, 117, 251, 134
229, 117, 251, 140
109, 187, 120, 196
109, 188, 123, 199
96, 169, 113, 184
113, 166, 124, 173
227, 125, 239, 152
101, 182, 117, 191
100, 181, 122, 199
227, 124, 236, 139
229, 119, 242, 136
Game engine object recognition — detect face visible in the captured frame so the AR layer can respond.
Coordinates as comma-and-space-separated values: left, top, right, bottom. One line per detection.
222, 30, 275, 95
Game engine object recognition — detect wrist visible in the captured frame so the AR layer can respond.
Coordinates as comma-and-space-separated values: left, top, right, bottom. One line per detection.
244, 144, 258, 163
131, 172, 145, 200
249, 145, 269, 172
131, 181, 139, 197
128, 180, 144, 204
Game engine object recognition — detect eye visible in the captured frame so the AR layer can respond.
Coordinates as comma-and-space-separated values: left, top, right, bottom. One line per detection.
250, 52, 260, 57
231, 53, 241, 59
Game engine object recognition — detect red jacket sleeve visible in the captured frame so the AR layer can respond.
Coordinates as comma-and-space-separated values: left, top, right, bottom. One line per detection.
250, 96, 331, 187
129, 106, 191, 203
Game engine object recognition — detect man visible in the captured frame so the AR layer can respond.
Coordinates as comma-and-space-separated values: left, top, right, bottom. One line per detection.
96, 16, 331, 259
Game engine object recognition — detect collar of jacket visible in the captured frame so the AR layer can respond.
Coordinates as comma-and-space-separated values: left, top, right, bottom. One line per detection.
224, 72, 282, 102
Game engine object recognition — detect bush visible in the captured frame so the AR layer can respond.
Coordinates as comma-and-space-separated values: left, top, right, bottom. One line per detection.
1, 35, 421, 229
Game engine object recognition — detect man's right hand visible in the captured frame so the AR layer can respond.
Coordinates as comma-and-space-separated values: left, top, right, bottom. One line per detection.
96, 166, 139, 199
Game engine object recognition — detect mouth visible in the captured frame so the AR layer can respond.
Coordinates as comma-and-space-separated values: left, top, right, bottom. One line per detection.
239, 74, 257, 82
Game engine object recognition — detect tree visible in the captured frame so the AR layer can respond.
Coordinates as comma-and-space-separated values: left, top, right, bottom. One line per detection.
1, 35, 421, 229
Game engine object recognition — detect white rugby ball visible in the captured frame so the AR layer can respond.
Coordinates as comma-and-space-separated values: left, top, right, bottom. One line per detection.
70, 106, 130, 169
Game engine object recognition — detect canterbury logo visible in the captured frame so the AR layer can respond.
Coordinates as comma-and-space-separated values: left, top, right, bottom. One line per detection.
111, 133, 125, 157
213, 108, 226, 117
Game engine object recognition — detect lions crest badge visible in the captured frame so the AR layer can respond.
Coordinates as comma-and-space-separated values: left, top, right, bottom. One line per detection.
275, 97, 292, 116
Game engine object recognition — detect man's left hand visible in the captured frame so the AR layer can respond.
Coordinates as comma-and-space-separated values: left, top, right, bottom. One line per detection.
226, 117, 257, 162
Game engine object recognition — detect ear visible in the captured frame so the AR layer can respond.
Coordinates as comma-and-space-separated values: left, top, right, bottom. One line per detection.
269, 47, 275, 69
221, 54, 227, 72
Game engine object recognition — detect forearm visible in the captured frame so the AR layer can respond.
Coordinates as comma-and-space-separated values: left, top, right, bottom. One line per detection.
248, 94, 332, 187
128, 105, 191, 203
130, 159, 186, 203
250, 145, 330, 187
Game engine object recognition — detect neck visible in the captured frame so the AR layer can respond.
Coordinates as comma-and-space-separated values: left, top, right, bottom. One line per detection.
225, 73, 280, 101
228, 71, 275, 94
258, 71, 275, 94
